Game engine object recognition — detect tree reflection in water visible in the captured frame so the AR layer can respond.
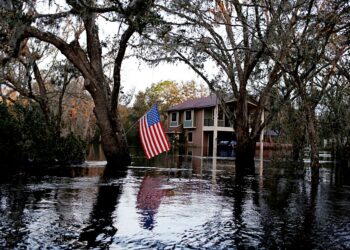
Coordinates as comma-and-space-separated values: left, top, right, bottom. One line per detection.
0, 177, 29, 248
79, 169, 126, 248
0, 176, 49, 249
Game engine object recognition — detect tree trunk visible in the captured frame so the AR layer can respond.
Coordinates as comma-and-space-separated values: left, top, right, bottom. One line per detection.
93, 91, 131, 168
234, 94, 256, 174
235, 131, 256, 175
305, 105, 320, 168
292, 129, 306, 162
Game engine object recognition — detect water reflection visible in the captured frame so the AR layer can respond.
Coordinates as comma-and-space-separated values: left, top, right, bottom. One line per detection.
1, 156, 350, 249
79, 170, 126, 248
86, 144, 106, 161
0, 176, 32, 248
136, 172, 174, 230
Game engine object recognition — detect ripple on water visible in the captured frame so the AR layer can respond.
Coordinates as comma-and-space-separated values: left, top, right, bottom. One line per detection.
1, 161, 350, 249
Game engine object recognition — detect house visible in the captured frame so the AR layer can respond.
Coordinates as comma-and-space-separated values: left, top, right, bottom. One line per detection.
165, 95, 264, 157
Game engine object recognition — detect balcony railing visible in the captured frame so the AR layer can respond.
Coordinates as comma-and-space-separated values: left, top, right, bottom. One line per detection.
184, 120, 195, 128
204, 119, 214, 126
170, 121, 178, 127
218, 119, 232, 127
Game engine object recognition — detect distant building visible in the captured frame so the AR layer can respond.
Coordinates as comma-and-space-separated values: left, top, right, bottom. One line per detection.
165, 95, 263, 157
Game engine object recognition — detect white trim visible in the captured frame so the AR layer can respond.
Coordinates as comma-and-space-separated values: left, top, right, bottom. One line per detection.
170, 112, 179, 127
187, 131, 193, 143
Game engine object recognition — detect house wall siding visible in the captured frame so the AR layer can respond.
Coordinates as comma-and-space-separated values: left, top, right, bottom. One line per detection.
186, 109, 203, 156
203, 132, 209, 157
195, 109, 203, 144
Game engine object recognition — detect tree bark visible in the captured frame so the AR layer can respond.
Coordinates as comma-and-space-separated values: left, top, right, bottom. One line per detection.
305, 105, 320, 168
90, 84, 130, 168
234, 93, 256, 174
235, 132, 256, 175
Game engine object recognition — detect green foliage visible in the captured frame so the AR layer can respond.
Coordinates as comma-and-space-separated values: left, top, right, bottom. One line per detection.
131, 80, 208, 121
0, 102, 87, 166
15, 103, 55, 162
0, 103, 22, 164
55, 133, 87, 164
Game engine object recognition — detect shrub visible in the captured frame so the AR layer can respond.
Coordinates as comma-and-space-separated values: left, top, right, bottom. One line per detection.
0, 103, 22, 165
0, 102, 87, 166
55, 133, 87, 164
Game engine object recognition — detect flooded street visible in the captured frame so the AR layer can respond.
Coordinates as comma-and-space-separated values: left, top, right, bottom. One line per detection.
1, 157, 350, 249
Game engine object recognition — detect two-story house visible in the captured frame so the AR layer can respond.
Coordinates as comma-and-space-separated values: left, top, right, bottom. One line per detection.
165, 95, 262, 157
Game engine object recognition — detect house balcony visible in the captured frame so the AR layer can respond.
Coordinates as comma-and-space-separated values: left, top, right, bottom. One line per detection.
203, 118, 234, 132
204, 119, 214, 126
183, 119, 195, 128
170, 121, 179, 127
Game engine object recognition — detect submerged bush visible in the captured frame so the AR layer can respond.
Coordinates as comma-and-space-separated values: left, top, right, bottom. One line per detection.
55, 133, 87, 164
0, 102, 87, 166
0, 103, 23, 165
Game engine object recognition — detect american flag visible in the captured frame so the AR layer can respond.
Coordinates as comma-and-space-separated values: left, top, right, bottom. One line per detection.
138, 105, 171, 159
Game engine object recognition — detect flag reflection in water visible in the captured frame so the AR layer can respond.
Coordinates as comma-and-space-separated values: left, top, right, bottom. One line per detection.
136, 173, 174, 230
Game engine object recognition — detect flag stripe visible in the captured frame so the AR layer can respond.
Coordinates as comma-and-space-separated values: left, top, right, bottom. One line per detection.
156, 123, 170, 150
137, 118, 148, 158
140, 117, 153, 159
139, 117, 150, 159
144, 118, 158, 157
152, 125, 166, 152
138, 118, 150, 159
150, 125, 162, 154
152, 124, 166, 152
154, 123, 167, 151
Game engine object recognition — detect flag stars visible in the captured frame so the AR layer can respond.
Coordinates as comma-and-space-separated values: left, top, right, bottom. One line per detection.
147, 105, 161, 127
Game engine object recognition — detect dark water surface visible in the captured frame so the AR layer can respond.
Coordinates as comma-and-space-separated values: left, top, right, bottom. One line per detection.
1, 157, 350, 249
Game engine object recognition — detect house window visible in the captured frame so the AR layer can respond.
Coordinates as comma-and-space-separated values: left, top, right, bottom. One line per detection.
171, 112, 177, 122
184, 110, 195, 128
185, 110, 192, 120
218, 106, 224, 120
204, 108, 214, 126
187, 132, 193, 142
170, 112, 178, 127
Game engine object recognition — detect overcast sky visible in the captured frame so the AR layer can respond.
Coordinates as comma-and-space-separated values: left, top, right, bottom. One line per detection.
121, 58, 202, 93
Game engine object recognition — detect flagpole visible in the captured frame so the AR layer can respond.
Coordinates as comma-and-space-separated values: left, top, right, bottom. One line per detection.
125, 118, 140, 135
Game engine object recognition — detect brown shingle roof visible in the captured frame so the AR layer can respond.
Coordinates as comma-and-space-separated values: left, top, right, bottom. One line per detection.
167, 94, 262, 112
167, 95, 218, 111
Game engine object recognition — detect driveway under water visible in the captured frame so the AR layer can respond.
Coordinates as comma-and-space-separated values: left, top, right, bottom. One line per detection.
1, 157, 350, 249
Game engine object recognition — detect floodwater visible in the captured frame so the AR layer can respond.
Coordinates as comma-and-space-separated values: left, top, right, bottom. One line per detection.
1, 155, 350, 249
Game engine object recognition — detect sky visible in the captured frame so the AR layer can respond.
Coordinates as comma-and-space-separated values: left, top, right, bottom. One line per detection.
120, 61, 207, 106
121, 58, 203, 93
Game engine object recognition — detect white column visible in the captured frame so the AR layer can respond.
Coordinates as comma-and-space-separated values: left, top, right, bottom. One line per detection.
201, 110, 204, 157
213, 105, 218, 157
259, 109, 265, 176
212, 157, 217, 185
